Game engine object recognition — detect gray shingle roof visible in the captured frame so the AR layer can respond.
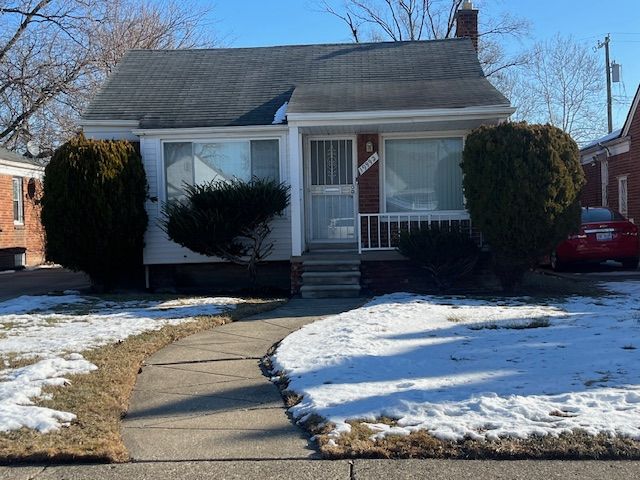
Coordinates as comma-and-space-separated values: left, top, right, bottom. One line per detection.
83, 39, 510, 129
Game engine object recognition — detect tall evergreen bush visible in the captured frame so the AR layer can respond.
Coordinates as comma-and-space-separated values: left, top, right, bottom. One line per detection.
41, 134, 148, 289
461, 122, 584, 291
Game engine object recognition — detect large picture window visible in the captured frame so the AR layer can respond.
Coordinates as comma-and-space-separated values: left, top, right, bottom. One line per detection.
164, 139, 279, 202
384, 137, 464, 212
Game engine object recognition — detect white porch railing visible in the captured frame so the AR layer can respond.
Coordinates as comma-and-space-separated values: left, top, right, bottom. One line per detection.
358, 211, 479, 253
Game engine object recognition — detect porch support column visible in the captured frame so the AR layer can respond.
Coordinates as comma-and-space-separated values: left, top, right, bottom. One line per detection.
289, 125, 304, 256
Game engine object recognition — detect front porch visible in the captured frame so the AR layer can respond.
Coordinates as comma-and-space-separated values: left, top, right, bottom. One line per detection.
284, 108, 512, 297
289, 132, 482, 297
286, 106, 513, 258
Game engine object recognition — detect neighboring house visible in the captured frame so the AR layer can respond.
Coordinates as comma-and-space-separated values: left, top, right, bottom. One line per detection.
581, 84, 640, 223
80, 3, 514, 296
0, 146, 45, 270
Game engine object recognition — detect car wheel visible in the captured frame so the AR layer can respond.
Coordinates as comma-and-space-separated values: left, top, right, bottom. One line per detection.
622, 257, 639, 270
550, 251, 566, 272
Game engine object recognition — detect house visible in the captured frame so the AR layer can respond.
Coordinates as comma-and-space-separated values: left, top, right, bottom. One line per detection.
79, 3, 514, 296
580, 85, 640, 223
0, 146, 45, 270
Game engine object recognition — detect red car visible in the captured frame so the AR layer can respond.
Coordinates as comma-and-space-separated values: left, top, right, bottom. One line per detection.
552, 207, 640, 271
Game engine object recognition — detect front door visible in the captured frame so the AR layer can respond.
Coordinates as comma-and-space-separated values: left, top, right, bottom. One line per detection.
306, 138, 356, 243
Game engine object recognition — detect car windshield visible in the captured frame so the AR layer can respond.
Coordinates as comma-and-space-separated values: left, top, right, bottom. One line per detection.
581, 208, 624, 223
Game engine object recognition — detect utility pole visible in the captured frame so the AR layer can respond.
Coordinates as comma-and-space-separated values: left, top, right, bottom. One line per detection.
598, 34, 613, 133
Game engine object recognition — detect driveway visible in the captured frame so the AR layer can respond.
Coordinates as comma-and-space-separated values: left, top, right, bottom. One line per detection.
0, 266, 90, 302
538, 260, 640, 283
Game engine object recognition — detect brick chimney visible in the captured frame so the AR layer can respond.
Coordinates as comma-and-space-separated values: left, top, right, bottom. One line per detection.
455, 0, 479, 52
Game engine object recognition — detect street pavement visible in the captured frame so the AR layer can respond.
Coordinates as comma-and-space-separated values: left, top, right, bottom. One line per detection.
0, 266, 89, 302
4, 459, 640, 480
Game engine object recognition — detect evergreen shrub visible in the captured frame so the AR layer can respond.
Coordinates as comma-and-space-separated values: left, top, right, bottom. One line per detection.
41, 134, 148, 289
461, 122, 584, 291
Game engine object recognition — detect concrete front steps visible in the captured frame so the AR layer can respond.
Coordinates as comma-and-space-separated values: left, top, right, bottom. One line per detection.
299, 251, 361, 298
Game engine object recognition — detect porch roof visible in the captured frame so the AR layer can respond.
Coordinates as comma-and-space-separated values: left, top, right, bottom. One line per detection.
288, 78, 509, 115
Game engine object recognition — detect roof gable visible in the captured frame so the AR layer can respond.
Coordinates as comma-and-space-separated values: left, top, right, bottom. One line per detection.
580, 83, 640, 153
83, 39, 509, 129
622, 84, 640, 138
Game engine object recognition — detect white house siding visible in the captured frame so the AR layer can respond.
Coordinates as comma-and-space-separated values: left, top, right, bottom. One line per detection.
139, 134, 292, 266
82, 125, 293, 266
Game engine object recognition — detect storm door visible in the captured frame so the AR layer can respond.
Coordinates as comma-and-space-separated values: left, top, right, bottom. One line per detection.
307, 139, 356, 243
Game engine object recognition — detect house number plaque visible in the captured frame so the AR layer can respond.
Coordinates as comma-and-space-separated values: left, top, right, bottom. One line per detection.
358, 152, 379, 176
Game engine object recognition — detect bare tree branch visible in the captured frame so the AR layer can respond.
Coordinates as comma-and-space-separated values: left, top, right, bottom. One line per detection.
0, 0, 217, 152
316, 0, 529, 78
505, 34, 606, 144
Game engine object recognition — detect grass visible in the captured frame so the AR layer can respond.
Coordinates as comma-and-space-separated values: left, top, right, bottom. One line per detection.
269, 351, 640, 460
305, 418, 640, 460
468, 317, 552, 331
0, 297, 284, 464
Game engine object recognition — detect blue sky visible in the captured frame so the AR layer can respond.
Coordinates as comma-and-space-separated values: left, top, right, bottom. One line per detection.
206, 0, 639, 128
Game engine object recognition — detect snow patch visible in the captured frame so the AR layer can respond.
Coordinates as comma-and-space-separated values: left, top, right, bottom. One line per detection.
0, 294, 87, 315
0, 295, 242, 360
0, 355, 97, 433
272, 283, 640, 442
0, 294, 243, 432
272, 101, 288, 124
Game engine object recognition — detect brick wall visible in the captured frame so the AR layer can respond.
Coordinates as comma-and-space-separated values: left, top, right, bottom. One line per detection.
357, 134, 380, 213
619, 109, 640, 223
357, 134, 380, 247
361, 259, 433, 294
290, 260, 303, 295
582, 108, 640, 223
455, 7, 479, 51
581, 157, 602, 207
0, 174, 45, 266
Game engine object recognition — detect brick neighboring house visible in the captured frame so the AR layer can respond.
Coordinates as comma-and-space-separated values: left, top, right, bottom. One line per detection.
80, 2, 514, 296
0, 146, 45, 270
581, 85, 640, 223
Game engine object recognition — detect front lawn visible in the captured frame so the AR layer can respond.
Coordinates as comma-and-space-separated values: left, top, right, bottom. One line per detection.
0, 293, 282, 463
271, 282, 640, 459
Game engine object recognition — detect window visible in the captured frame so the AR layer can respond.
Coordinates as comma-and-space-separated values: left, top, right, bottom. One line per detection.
164, 139, 280, 202
384, 137, 464, 212
12, 177, 24, 224
618, 176, 628, 217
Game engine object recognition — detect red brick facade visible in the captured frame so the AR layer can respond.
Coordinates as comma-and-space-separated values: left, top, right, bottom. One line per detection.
357, 134, 380, 213
581, 97, 640, 223
290, 259, 303, 295
357, 134, 381, 248
581, 156, 603, 208
0, 174, 45, 267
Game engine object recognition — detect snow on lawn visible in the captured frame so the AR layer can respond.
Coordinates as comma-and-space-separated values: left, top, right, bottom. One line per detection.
272, 282, 640, 443
0, 294, 243, 433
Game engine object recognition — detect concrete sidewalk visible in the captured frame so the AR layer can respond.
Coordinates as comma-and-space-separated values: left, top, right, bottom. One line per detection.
5, 459, 640, 480
122, 297, 365, 461
5, 297, 640, 479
